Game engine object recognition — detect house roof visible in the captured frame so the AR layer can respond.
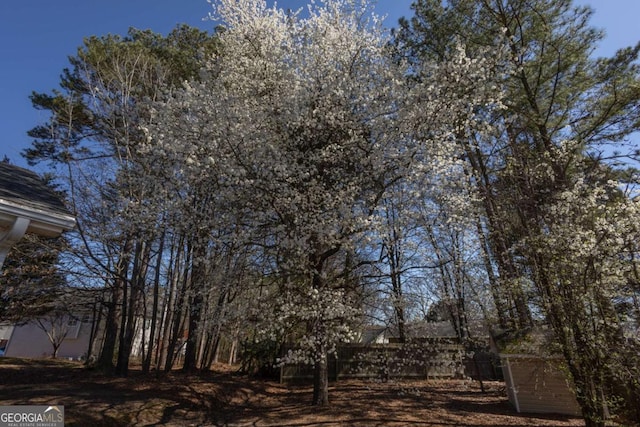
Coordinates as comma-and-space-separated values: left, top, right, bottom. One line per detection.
0, 162, 70, 216
359, 321, 462, 344
0, 161, 77, 269
359, 325, 389, 344
359, 319, 491, 345
407, 321, 459, 337
0, 162, 75, 237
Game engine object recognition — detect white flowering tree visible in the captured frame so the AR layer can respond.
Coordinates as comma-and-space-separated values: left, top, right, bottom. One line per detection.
398, 2, 640, 423
515, 157, 640, 424
145, 0, 503, 405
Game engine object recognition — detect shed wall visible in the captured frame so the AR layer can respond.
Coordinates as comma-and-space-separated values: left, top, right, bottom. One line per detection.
501, 355, 581, 416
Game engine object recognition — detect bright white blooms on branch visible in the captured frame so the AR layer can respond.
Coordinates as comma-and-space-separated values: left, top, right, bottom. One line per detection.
143, 0, 506, 365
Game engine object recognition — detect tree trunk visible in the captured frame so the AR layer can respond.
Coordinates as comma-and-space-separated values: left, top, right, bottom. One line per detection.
182, 234, 209, 372
97, 298, 118, 371
115, 243, 137, 376
201, 285, 231, 370
476, 219, 508, 329
164, 268, 188, 372
114, 276, 129, 376
389, 254, 406, 343
572, 373, 607, 427
143, 233, 165, 374
228, 335, 238, 364
182, 291, 203, 372
85, 296, 102, 363
160, 236, 185, 372
312, 348, 329, 406
97, 271, 125, 373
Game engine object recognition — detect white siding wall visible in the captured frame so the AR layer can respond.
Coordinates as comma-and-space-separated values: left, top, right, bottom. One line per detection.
3, 319, 91, 360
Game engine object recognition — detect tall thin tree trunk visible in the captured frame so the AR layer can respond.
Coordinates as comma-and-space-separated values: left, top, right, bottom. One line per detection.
98, 250, 129, 373
164, 268, 188, 372
116, 241, 149, 376
476, 218, 508, 329
115, 290, 128, 373
157, 235, 182, 372
143, 233, 165, 374
97, 295, 119, 371
182, 291, 203, 372
182, 237, 208, 372
202, 288, 229, 370
115, 261, 131, 375
85, 293, 102, 363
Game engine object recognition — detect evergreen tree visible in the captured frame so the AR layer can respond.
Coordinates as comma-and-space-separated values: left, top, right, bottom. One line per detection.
24, 25, 219, 375
0, 233, 67, 322
396, 0, 640, 424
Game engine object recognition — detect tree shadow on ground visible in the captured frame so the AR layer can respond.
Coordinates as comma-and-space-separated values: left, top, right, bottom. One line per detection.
0, 358, 584, 426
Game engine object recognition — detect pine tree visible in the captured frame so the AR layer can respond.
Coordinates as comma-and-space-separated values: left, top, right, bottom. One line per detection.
0, 233, 67, 322
396, 1, 640, 424
24, 25, 219, 375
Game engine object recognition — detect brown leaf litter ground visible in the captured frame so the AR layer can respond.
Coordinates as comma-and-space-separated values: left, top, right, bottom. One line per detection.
0, 358, 585, 426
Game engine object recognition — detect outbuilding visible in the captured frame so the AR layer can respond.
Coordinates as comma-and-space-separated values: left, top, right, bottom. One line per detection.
500, 353, 581, 416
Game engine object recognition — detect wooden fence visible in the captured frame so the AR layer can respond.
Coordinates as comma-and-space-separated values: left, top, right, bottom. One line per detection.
280, 339, 479, 383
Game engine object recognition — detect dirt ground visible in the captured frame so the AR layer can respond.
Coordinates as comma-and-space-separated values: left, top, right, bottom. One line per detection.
0, 358, 585, 426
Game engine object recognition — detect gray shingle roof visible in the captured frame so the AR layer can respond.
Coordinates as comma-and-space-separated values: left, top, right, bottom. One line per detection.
0, 162, 71, 216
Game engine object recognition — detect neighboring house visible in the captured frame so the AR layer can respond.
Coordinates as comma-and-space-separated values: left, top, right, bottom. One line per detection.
282, 321, 473, 383
358, 320, 480, 344
0, 283, 106, 360
0, 162, 83, 359
0, 315, 93, 360
0, 162, 75, 268
358, 324, 393, 344
356, 320, 500, 381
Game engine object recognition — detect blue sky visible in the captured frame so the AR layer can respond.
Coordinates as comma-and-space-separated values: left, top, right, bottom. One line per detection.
0, 0, 638, 171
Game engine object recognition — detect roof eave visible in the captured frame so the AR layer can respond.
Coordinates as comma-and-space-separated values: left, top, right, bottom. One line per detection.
0, 199, 76, 237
